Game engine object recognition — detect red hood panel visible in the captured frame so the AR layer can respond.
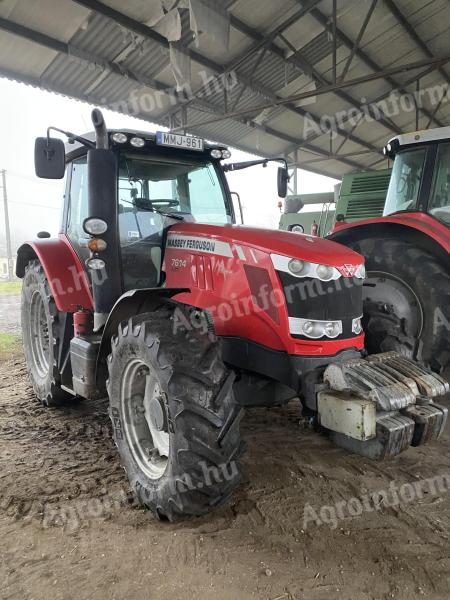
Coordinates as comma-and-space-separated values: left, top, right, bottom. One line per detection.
170, 223, 364, 267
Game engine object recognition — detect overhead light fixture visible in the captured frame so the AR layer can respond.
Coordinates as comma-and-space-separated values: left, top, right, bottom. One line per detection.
130, 137, 145, 148
112, 133, 128, 144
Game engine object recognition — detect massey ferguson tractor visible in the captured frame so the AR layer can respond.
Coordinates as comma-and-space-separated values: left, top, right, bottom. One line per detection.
17, 110, 449, 521
329, 128, 450, 375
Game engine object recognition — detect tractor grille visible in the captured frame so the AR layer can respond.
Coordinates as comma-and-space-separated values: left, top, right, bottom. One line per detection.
277, 272, 363, 340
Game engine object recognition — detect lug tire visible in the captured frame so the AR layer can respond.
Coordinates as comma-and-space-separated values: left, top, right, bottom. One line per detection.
107, 306, 244, 521
21, 260, 72, 406
350, 238, 450, 373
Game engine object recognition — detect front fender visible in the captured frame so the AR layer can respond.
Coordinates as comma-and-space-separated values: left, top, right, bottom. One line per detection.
95, 287, 189, 385
16, 236, 93, 312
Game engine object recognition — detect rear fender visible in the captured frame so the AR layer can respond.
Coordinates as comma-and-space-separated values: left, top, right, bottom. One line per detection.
95, 287, 189, 386
16, 237, 93, 312
328, 220, 449, 267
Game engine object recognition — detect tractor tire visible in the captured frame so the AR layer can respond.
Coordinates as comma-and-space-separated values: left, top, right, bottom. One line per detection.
21, 260, 72, 406
107, 306, 243, 521
349, 238, 450, 373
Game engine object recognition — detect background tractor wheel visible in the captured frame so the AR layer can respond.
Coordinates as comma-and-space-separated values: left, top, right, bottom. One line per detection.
21, 260, 72, 406
107, 306, 243, 521
349, 238, 450, 373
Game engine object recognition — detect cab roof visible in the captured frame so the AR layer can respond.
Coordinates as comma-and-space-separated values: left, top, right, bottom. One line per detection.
387, 126, 450, 150
65, 129, 228, 161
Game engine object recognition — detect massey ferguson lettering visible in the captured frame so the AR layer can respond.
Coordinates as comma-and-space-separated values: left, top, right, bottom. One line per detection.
167, 237, 215, 252
166, 235, 233, 258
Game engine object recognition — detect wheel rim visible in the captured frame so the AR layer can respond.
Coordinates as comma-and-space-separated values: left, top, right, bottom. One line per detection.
364, 270, 424, 339
29, 290, 50, 378
120, 359, 170, 480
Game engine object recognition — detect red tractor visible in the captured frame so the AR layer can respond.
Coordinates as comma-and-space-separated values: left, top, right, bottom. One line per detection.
329, 128, 450, 374
17, 110, 449, 520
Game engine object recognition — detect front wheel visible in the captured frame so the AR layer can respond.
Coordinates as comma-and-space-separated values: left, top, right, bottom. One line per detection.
350, 238, 450, 373
107, 307, 243, 521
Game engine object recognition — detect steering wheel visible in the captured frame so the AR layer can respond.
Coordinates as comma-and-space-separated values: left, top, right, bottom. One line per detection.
133, 198, 180, 210
396, 175, 408, 195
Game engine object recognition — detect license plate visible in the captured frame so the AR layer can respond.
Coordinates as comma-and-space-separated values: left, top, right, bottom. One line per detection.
156, 132, 204, 151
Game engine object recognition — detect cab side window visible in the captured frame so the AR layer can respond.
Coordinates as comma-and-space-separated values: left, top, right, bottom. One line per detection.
67, 157, 88, 242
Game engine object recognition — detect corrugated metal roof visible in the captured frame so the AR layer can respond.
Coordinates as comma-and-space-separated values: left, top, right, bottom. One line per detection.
0, 0, 449, 179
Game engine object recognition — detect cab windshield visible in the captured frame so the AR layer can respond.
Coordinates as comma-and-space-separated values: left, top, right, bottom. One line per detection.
118, 153, 232, 225
384, 148, 427, 216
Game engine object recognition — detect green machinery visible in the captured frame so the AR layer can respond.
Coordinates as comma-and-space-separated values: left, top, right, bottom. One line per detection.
279, 168, 392, 236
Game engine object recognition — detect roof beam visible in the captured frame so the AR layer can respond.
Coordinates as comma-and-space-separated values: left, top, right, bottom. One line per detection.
226, 0, 322, 73
334, 61, 447, 154
307, 3, 445, 128
171, 53, 450, 130
72, 0, 224, 73
339, 0, 378, 82
228, 8, 402, 136
0, 16, 168, 93
383, 0, 450, 91
71, 1, 382, 160
0, 18, 363, 175
157, 2, 398, 140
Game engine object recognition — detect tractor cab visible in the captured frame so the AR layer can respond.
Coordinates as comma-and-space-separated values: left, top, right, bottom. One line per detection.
383, 127, 450, 226
61, 127, 236, 295
66, 131, 235, 293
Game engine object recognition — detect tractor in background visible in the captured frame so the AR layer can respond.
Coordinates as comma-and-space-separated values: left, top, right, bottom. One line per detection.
330, 128, 450, 374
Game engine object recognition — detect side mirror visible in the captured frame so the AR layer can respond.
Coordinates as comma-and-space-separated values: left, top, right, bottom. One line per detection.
277, 166, 289, 198
35, 137, 65, 179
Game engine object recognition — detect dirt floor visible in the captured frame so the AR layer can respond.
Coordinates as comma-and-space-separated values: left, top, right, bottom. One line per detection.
1, 294, 450, 600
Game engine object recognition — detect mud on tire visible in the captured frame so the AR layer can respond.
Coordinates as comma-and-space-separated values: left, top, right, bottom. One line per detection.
350, 238, 450, 373
21, 259, 72, 406
107, 306, 244, 521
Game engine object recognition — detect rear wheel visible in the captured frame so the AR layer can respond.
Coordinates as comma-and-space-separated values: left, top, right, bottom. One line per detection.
349, 238, 450, 373
21, 260, 72, 406
107, 306, 243, 521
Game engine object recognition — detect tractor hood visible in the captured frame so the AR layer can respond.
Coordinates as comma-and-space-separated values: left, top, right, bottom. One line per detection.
168, 222, 364, 267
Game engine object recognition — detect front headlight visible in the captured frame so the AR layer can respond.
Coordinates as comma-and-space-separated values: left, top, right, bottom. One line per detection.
288, 259, 305, 275
316, 264, 334, 281
272, 254, 341, 281
289, 317, 343, 339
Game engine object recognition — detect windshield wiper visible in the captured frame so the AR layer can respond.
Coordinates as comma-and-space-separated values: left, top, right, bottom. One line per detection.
153, 208, 184, 220
121, 197, 185, 220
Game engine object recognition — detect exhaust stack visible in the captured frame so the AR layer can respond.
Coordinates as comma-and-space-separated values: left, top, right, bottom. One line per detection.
87, 109, 121, 330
